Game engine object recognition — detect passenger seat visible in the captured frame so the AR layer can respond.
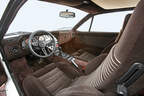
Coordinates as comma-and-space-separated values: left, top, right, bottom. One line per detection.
72, 14, 132, 62
72, 49, 96, 62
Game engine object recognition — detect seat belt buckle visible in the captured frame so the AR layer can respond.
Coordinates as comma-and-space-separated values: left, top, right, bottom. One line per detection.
117, 84, 128, 96
116, 63, 144, 96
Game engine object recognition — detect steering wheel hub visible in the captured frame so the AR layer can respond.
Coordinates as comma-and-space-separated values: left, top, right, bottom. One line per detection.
39, 41, 46, 47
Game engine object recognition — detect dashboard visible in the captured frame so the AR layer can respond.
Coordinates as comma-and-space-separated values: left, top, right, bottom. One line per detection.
2, 32, 31, 60
2, 31, 74, 60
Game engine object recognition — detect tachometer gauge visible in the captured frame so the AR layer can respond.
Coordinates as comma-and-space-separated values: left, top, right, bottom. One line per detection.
44, 35, 52, 43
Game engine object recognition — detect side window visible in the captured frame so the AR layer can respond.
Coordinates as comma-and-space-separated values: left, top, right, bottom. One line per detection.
78, 11, 133, 32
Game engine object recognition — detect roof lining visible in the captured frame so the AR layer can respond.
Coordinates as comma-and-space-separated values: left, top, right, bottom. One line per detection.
39, 0, 134, 13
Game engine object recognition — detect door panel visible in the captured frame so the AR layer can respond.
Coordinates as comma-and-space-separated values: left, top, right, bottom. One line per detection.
74, 31, 118, 55
0, 62, 7, 86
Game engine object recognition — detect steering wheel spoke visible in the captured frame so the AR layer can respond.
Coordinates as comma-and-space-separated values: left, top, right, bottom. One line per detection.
42, 47, 48, 56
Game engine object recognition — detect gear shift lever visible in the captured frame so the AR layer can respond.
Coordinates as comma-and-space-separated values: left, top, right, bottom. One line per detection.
54, 47, 79, 68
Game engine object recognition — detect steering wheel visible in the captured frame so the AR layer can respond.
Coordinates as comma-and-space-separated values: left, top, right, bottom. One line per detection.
28, 31, 56, 58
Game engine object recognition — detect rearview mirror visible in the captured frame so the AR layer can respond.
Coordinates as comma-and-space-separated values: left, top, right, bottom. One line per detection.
59, 10, 75, 18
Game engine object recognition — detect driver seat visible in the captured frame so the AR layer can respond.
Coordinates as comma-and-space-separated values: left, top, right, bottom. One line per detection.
23, 1, 144, 96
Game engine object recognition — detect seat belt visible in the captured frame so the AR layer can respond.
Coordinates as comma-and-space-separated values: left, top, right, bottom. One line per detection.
117, 63, 144, 96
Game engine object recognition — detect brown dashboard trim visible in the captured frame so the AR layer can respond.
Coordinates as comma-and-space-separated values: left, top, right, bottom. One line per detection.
3, 31, 74, 61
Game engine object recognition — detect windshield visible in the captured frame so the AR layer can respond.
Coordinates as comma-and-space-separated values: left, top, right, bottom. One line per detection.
1, 0, 87, 34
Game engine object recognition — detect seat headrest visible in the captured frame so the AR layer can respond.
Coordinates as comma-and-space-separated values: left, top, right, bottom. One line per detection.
121, 14, 132, 32
115, 14, 132, 43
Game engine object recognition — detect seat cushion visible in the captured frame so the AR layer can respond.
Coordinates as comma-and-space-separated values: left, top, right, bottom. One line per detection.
38, 68, 72, 95
72, 49, 96, 62
23, 64, 72, 96
23, 75, 52, 96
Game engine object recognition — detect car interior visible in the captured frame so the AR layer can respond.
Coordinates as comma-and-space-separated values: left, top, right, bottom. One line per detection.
1, 0, 144, 96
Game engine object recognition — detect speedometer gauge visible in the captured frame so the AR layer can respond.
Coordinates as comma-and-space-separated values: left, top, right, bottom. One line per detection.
39, 36, 45, 41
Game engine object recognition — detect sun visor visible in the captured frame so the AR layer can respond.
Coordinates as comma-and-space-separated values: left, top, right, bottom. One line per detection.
91, 0, 140, 9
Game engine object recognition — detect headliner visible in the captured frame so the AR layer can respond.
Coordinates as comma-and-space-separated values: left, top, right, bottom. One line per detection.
40, 0, 135, 13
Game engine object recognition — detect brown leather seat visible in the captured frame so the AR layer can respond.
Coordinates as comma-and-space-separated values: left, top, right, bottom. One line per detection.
23, 0, 144, 96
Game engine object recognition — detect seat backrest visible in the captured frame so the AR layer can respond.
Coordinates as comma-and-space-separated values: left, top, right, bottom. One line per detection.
84, 0, 144, 95
102, 14, 131, 54
85, 14, 132, 74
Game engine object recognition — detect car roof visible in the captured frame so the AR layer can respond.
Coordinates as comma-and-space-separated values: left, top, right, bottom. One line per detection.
40, 0, 137, 13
